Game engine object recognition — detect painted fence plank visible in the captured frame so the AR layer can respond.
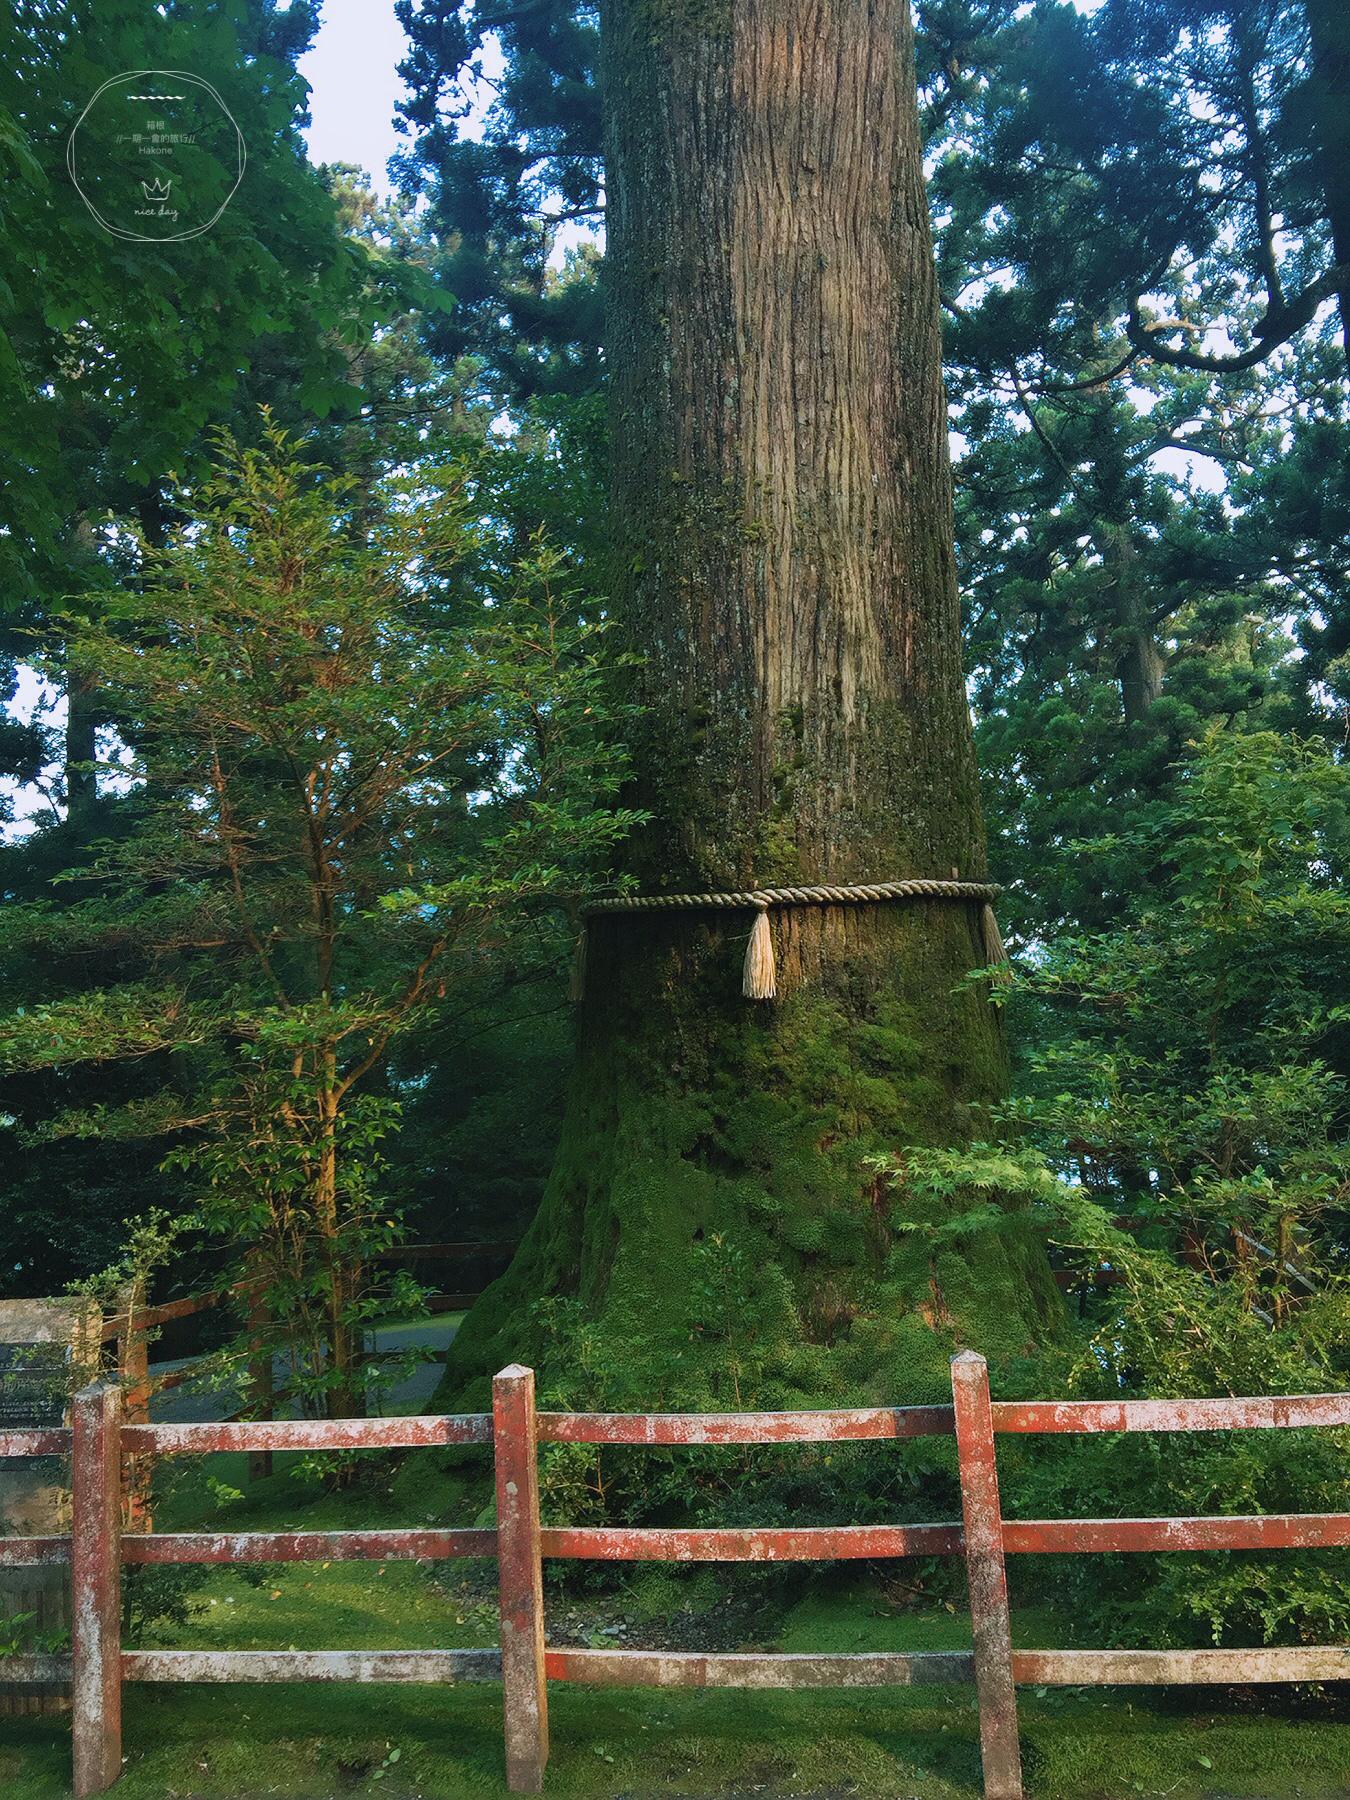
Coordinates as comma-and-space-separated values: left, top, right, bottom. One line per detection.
122, 1649, 503, 1682
543, 1648, 974, 1687
121, 1415, 491, 1455
0, 1431, 70, 1456
538, 1524, 963, 1561
123, 1528, 498, 1563
0, 1537, 69, 1565
1012, 1647, 1350, 1684
992, 1395, 1350, 1433
537, 1405, 955, 1444
1002, 1513, 1350, 1554
494, 1365, 548, 1793
0, 1655, 72, 1683
952, 1353, 1023, 1800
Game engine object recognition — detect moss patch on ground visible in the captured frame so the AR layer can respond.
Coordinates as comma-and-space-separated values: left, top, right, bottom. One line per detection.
4, 1645, 1350, 1798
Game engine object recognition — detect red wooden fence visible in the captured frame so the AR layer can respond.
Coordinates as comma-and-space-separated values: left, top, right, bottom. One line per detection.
102, 1246, 519, 1449
4, 1353, 1350, 1796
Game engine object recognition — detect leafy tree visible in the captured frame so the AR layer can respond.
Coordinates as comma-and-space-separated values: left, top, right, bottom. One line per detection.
394, 0, 603, 404
393, 0, 1350, 958
0, 0, 434, 822
1012, 727, 1350, 1296
955, 346, 1300, 937
920, 0, 1350, 933
0, 425, 637, 1414
994, 727, 1350, 1647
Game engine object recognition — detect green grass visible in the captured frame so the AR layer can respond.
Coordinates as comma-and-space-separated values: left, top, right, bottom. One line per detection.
3, 1452, 1350, 1797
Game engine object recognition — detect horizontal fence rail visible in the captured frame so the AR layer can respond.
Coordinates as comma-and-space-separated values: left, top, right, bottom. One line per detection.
536, 1404, 956, 1442
120, 1415, 493, 1455
537, 1523, 964, 1560
991, 1394, 1350, 1432
122, 1528, 499, 1564
3, 1364, 1350, 1796
543, 1647, 976, 1686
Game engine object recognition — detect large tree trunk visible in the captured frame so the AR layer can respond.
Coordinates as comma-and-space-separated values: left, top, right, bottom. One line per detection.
441, 0, 1061, 1410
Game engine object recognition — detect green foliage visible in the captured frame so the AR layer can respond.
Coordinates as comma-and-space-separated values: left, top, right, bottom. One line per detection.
393, 0, 1350, 951
63, 1208, 184, 1317
470, 728, 1350, 1648
945, 729, 1350, 1648
0, 423, 638, 1412
394, 1, 604, 406
924, 0, 1350, 936
1010, 728, 1350, 1300
0, 1, 420, 606
439, 902, 1061, 1540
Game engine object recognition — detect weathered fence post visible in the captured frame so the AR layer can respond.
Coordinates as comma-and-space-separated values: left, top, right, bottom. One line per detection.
71, 1379, 122, 1795
951, 1350, 1023, 1800
493, 1363, 548, 1792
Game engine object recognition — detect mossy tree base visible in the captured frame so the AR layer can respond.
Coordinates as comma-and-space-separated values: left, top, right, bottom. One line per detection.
437, 904, 1062, 1414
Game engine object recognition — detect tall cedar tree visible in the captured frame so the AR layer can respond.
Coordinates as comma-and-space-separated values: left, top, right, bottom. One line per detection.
397, 0, 1350, 945
928, 0, 1350, 931
435, 0, 1063, 1414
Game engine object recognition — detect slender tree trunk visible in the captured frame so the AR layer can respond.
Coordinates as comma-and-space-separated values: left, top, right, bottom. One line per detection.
1106, 532, 1165, 727
62, 513, 103, 841
315, 1079, 363, 1419
1306, 0, 1350, 375
441, 0, 1061, 1410
65, 669, 98, 836
244, 1265, 274, 1480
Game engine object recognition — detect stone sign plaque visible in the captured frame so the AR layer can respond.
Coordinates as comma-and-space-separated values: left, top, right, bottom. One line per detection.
0, 1298, 99, 1715
0, 1342, 70, 1434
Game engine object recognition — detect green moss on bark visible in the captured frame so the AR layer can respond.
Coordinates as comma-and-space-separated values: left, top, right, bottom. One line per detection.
435, 903, 1062, 1414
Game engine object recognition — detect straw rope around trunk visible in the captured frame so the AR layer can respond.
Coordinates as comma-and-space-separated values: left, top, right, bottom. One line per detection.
571, 881, 1007, 1001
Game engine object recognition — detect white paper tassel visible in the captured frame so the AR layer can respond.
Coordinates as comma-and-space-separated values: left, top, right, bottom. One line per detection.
981, 903, 1011, 985
743, 906, 776, 999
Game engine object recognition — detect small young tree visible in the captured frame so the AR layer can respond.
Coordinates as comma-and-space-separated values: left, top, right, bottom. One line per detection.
0, 423, 637, 1416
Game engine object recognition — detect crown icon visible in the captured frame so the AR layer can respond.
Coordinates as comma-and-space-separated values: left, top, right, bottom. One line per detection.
141, 176, 173, 202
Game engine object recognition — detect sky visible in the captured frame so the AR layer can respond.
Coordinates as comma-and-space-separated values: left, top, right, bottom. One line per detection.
297, 0, 411, 195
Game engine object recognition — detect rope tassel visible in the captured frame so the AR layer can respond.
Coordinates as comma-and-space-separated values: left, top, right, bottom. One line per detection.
981, 903, 1012, 985
743, 905, 776, 1000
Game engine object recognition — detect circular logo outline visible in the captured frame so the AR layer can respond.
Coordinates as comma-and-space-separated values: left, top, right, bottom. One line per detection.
67, 68, 246, 243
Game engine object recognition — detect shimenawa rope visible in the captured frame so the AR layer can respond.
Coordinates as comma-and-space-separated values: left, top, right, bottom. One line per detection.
571, 879, 1006, 1002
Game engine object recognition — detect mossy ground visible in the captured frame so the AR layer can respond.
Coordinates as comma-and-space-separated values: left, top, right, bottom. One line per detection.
3, 1450, 1350, 1797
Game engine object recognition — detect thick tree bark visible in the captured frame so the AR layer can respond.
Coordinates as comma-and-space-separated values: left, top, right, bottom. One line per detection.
441, 0, 1061, 1410
605, 0, 982, 890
